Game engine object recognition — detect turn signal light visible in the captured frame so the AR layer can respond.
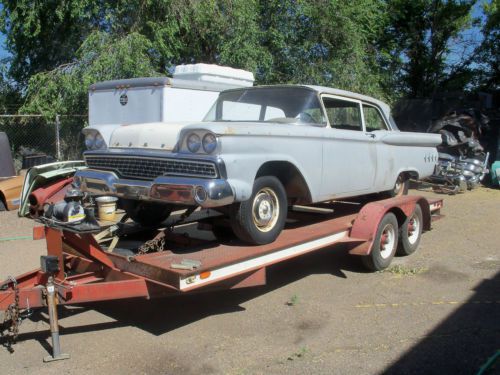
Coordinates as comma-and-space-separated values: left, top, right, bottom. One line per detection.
200, 271, 211, 280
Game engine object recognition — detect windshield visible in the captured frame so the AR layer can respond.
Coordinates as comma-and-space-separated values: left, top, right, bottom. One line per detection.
203, 87, 326, 125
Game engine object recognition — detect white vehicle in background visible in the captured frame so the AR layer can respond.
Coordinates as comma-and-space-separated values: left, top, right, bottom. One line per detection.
83, 64, 255, 150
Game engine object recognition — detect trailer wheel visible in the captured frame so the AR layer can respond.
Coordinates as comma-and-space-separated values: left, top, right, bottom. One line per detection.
230, 176, 287, 245
362, 212, 398, 271
397, 204, 423, 256
122, 200, 172, 227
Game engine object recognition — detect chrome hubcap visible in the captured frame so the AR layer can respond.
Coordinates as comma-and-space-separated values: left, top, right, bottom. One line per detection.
394, 176, 403, 195
252, 188, 279, 232
379, 224, 396, 259
407, 214, 420, 245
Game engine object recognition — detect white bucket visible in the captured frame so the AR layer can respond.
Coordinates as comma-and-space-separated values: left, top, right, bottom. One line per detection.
95, 196, 118, 221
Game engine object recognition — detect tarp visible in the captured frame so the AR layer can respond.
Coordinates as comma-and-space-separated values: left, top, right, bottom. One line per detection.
0, 132, 16, 178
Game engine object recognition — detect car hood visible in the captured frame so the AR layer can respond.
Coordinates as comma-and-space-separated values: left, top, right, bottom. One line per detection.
109, 122, 193, 151
109, 121, 324, 151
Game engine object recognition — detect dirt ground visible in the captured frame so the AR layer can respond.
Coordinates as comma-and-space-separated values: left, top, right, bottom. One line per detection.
0, 187, 499, 375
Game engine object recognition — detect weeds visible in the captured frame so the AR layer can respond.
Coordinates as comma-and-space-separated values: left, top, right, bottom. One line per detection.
286, 294, 299, 306
382, 264, 428, 276
287, 346, 309, 361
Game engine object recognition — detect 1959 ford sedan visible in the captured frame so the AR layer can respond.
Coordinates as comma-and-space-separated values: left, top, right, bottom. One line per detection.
75, 85, 441, 244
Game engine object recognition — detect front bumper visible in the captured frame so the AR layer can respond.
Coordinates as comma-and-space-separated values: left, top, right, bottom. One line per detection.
74, 169, 235, 208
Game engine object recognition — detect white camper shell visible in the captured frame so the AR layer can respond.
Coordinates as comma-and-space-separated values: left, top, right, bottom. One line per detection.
86, 64, 255, 147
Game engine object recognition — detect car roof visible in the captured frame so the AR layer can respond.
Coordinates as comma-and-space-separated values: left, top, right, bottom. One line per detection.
304, 85, 392, 120
222, 84, 392, 120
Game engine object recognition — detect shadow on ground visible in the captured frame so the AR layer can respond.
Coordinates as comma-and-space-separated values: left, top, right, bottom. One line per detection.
13, 243, 363, 343
383, 271, 500, 375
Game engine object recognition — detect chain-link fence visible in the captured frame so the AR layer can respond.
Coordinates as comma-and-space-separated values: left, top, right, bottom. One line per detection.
0, 115, 86, 171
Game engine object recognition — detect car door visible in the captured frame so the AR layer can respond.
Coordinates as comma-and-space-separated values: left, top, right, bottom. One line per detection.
362, 103, 393, 190
321, 95, 377, 197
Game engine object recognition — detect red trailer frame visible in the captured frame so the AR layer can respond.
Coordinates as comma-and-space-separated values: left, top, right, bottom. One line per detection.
0, 195, 443, 361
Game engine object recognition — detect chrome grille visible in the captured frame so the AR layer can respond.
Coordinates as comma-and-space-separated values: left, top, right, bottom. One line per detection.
85, 155, 218, 180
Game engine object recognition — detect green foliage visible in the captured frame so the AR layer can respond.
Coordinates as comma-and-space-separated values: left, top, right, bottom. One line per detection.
21, 32, 158, 117
382, 0, 476, 98
473, 0, 499, 90
0, 0, 104, 84
0, 0, 492, 116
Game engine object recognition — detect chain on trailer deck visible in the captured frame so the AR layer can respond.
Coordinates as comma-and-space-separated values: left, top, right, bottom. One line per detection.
0, 195, 444, 361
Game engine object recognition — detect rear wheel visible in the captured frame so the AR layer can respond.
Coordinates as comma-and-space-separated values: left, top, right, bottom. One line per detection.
230, 176, 287, 245
122, 200, 172, 227
0, 200, 5, 211
397, 204, 423, 256
384, 174, 409, 198
362, 212, 398, 271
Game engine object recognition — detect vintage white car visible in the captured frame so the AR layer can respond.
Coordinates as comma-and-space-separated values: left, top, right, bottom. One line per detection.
75, 85, 441, 244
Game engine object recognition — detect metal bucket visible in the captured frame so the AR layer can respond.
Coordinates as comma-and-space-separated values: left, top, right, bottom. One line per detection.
95, 196, 118, 221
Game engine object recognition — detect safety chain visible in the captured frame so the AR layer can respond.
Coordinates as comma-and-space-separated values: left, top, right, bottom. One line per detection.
1, 276, 21, 353
138, 231, 166, 255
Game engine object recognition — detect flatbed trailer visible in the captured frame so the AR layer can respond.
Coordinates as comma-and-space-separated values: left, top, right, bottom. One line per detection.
0, 195, 443, 361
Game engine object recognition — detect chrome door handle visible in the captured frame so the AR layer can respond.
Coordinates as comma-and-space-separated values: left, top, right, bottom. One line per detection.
367, 133, 376, 138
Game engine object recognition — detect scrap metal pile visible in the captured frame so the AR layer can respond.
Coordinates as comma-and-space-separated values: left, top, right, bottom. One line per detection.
425, 109, 490, 193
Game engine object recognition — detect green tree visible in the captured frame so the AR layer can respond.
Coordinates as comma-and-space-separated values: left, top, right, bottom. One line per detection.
0, 0, 105, 85
381, 0, 476, 98
473, 0, 499, 90
21, 32, 159, 117
258, 0, 390, 101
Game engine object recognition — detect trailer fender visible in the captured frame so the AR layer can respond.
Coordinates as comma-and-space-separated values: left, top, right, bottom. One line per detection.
348, 196, 431, 256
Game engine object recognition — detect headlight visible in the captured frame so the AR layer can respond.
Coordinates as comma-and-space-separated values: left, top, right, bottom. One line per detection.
85, 133, 96, 149
84, 130, 107, 150
94, 133, 105, 149
187, 133, 201, 153
202, 133, 217, 153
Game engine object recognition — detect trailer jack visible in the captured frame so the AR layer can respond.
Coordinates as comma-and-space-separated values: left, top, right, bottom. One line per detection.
43, 276, 70, 363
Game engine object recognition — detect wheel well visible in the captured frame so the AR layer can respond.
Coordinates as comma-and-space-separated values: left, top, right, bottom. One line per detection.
388, 207, 407, 228
402, 170, 418, 181
0, 191, 7, 210
388, 201, 430, 231
256, 161, 312, 204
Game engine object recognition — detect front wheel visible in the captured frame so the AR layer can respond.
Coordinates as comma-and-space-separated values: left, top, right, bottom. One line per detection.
230, 176, 287, 245
362, 212, 399, 271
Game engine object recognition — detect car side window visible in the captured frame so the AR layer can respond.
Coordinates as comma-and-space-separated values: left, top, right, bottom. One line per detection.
363, 105, 388, 131
322, 97, 362, 131
222, 101, 261, 121
264, 106, 286, 120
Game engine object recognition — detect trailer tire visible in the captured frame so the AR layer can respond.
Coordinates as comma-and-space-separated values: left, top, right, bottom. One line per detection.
230, 176, 287, 245
122, 200, 172, 227
397, 204, 423, 256
362, 212, 398, 271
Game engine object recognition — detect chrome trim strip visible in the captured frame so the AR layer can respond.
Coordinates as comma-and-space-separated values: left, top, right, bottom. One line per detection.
75, 169, 234, 208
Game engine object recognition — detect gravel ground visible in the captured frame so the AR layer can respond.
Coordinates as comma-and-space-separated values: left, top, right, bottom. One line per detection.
0, 187, 499, 375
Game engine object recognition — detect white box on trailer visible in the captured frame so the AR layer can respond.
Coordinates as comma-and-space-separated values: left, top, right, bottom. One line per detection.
86, 64, 254, 146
